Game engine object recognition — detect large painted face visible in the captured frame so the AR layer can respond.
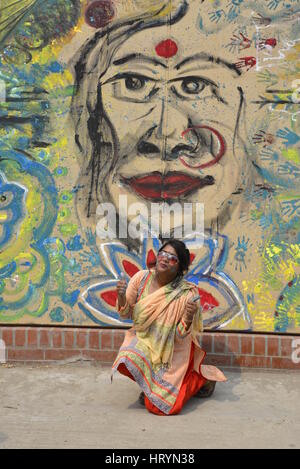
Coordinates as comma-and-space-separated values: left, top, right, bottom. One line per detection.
100, 6, 248, 231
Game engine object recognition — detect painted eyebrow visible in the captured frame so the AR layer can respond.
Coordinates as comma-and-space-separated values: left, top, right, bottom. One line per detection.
102, 72, 159, 85
175, 53, 241, 76
113, 53, 168, 68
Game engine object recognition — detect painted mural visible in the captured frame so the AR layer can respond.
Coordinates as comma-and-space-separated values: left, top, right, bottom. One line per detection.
0, 0, 299, 332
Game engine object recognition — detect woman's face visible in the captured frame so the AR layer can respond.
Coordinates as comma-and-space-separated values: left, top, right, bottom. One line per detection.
156, 244, 180, 277
99, 6, 247, 230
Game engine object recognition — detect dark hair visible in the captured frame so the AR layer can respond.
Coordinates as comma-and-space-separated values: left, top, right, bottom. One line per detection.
158, 239, 190, 287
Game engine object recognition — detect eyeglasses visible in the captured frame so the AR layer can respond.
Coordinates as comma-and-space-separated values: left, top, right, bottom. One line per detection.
157, 250, 179, 266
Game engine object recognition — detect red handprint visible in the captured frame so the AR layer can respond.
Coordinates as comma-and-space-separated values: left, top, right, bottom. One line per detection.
230, 32, 252, 50
252, 130, 276, 147
258, 38, 277, 50
235, 56, 256, 71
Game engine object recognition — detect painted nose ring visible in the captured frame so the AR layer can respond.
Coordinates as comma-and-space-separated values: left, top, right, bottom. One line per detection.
179, 126, 226, 169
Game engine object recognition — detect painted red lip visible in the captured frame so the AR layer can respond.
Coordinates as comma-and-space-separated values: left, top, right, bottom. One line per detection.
120, 172, 214, 200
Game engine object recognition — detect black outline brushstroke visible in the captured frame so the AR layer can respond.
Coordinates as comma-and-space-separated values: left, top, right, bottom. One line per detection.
175, 52, 242, 76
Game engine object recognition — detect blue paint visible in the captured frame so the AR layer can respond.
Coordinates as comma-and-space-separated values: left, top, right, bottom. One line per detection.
48, 61, 63, 73
0, 262, 17, 279
50, 307, 65, 322
67, 235, 83, 251
0, 172, 26, 249
0, 283, 34, 311
62, 290, 80, 306
247, 294, 255, 304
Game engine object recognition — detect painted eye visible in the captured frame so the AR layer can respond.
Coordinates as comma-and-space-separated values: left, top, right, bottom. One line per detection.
170, 76, 215, 101
125, 76, 145, 91
181, 78, 206, 94
0, 195, 7, 203
109, 73, 158, 103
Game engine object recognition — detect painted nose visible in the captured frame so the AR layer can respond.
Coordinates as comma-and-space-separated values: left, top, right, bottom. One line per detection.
137, 104, 198, 161
137, 130, 197, 161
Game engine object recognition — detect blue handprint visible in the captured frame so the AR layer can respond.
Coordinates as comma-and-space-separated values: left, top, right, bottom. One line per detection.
259, 213, 274, 230
278, 162, 300, 177
79, 228, 101, 268
276, 127, 300, 147
257, 70, 278, 87
80, 248, 101, 267
281, 199, 300, 217
260, 146, 279, 162
208, 10, 226, 23
227, 0, 244, 19
227, 7, 239, 23
267, 0, 282, 10
85, 227, 97, 247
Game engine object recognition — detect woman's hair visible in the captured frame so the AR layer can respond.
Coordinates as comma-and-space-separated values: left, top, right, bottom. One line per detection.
158, 239, 190, 287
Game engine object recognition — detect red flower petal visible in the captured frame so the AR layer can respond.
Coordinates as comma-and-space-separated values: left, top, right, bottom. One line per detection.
122, 260, 140, 277
189, 253, 196, 265
198, 288, 219, 311
101, 290, 118, 307
146, 249, 157, 268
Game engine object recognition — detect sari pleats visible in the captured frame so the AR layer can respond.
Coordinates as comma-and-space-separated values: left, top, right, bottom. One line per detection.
145, 343, 207, 415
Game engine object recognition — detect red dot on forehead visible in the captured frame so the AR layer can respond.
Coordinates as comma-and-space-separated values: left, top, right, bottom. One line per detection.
155, 39, 178, 58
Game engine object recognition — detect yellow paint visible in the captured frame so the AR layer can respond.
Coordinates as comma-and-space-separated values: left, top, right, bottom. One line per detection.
42, 73, 69, 91
276, 193, 300, 202
254, 283, 262, 293
287, 244, 300, 261
0, 166, 43, 269
281, 148, 300, 164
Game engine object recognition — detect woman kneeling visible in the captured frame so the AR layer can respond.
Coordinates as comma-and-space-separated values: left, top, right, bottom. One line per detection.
112, 239, 226, 416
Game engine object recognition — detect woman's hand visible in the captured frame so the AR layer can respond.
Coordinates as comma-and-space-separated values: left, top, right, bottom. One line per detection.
117, 277, 127, 307
182, 299, 199, 327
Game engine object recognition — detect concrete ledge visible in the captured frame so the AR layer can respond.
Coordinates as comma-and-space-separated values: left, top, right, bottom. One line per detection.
0, 327, 299, 370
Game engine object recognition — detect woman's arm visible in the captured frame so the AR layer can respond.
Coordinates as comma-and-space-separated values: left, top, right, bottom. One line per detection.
176, 290, 201, 339
116, 270, 148, 319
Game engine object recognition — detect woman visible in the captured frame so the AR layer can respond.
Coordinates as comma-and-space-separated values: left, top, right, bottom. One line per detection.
112, 239, 226, 416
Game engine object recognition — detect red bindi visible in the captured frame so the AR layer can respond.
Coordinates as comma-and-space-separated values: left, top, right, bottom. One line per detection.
155, 39, 178, 59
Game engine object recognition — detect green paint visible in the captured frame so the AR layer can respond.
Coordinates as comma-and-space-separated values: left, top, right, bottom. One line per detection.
59, 224, 78, 236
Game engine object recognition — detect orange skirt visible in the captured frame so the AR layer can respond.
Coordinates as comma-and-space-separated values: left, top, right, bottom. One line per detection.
117, 342, 207, 416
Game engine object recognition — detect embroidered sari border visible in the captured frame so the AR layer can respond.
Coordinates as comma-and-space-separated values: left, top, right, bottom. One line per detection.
115, 344, 179, 396
113, 349, 179, 399
113, 355, 174, 415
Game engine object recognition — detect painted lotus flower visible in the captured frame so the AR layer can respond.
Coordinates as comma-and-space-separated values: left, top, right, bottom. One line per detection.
80, 231, 252, 330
